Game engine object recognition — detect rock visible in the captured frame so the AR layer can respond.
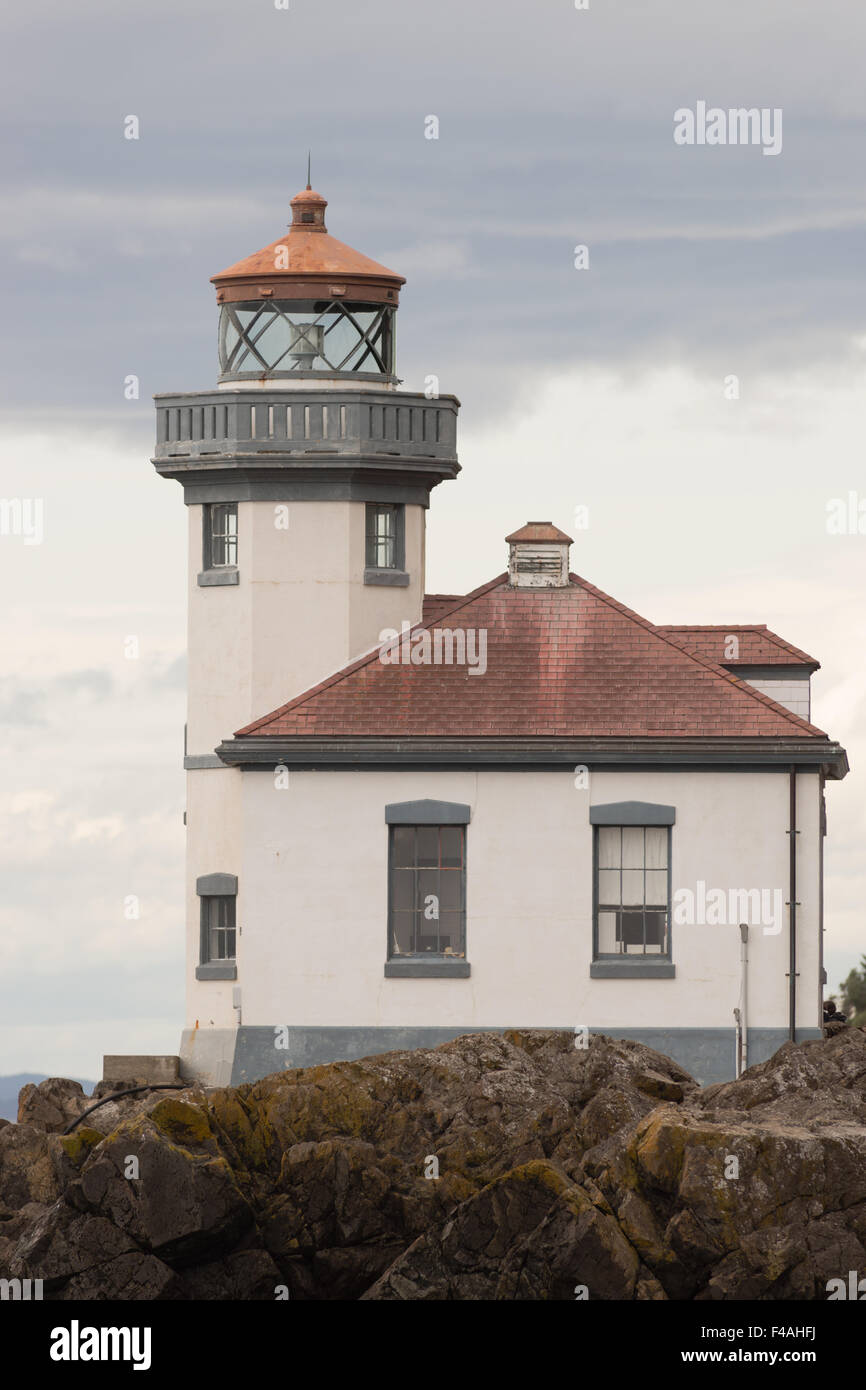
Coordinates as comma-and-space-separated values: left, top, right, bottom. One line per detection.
2, 1028, 865, 1299
17, 1078, 89, 1134
70, 1111, 254, 1266
0, 1123, 63, 1212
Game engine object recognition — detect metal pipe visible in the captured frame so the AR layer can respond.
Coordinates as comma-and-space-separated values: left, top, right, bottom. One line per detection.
739, 923, 748, 1075
62, 1083, 188, 1135
789, 768, 797, 1041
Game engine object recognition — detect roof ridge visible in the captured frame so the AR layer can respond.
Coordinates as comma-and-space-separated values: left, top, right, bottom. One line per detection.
235, 572, 509, 736
568, 573, 826, 737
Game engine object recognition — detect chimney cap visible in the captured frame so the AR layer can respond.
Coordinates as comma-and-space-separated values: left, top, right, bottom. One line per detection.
505, 521, 574, 545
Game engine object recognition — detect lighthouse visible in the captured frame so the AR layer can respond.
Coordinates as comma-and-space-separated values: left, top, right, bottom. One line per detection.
152, 179, 460, 1081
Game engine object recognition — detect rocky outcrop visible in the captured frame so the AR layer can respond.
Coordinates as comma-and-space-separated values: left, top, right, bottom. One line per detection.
1, 1030, 864, 1299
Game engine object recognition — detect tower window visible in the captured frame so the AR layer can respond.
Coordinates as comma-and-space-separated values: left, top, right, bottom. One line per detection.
365, 503, 404, 571
203, 503, 238, 570
201, 894, 236, 963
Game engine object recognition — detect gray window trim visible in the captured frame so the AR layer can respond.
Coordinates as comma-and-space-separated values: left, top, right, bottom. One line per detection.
385, 799, 471, 825
196, 873, 238, 896
592, 824, 673, 966
590, 801, 676, 826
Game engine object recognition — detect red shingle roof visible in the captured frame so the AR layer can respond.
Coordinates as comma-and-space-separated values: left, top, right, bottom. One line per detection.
659, 625, 819, 669
236, 575, 827, 740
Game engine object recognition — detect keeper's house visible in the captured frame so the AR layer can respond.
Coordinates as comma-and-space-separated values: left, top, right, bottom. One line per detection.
151, 181, 848, 1087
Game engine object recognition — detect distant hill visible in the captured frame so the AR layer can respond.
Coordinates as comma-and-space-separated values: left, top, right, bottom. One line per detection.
0, 1073, 96, 1123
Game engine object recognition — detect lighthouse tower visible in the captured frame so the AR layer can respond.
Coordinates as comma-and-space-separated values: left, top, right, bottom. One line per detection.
152, 180, 460, 1078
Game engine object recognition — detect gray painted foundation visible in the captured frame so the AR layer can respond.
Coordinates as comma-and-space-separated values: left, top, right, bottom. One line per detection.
179, 1024, 823, 1089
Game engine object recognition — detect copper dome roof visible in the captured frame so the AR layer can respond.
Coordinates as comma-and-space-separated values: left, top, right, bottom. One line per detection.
211, 186, 405, 306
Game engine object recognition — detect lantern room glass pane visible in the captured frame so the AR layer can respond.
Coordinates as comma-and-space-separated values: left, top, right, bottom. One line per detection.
219, 300, 393, 378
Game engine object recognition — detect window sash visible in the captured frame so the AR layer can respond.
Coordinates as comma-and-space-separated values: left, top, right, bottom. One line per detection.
388, 824, 466, 958
366, 504, 404, 570
206, 504, 238, 569
594, 825, 671, 958
201, 895, 236, 962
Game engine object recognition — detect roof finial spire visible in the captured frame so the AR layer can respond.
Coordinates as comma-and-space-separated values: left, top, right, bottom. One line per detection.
306, 150, 311, 190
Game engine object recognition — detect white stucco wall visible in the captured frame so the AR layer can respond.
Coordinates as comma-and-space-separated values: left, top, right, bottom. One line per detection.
186, 499, 426, 753
183, 767, 823, 1034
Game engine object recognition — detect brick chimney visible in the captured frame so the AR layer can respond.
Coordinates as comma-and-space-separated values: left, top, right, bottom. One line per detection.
505, 522, 573, 589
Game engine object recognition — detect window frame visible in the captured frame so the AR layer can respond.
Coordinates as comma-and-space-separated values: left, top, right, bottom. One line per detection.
202, 502, 239, 572
592, 823, 673, 963
365, 502, 405, 573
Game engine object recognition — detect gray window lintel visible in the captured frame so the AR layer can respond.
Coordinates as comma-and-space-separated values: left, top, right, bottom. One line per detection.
589, 801, 676, 826
196, 873, 238, 896
385, 799, 471, 825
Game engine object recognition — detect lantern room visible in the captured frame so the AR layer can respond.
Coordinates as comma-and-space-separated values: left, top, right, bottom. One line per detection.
210, 183, 405, 386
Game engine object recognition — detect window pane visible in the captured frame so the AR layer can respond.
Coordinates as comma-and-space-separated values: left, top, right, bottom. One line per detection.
621, 869, 644, 905
619, 911, 645, 947
438, 870, 462, 912
440, 825, 463, 867
391, 869, 414, 911
645, 870, 668, 906
416, 827, 439, 867
417, 869, 439, 912
438, 913, 464, 955
416, 921, 439, 952
645, 911, 667, 950
598, 869, 621, 905
645, 827, 668, 869
391, 825, 414, 867
598, 827, 621, 869
598, 911, 617, 953
622, 827, 645, 869
391, 913, 414, 956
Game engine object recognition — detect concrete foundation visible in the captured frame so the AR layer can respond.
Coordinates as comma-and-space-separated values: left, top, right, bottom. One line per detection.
178, 1026, 822, 1089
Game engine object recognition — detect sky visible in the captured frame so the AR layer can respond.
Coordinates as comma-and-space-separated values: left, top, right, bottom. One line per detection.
0, 0, 864, 1079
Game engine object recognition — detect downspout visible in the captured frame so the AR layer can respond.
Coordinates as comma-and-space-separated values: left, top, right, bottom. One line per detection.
789, 767, 797, 1041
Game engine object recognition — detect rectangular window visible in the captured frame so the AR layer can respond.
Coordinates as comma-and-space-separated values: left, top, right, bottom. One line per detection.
389, 824, 465, 958
594, 825, 670, 958
365, 503, 404, 570
200, 895, 236, 963
204, 503, 238, 569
